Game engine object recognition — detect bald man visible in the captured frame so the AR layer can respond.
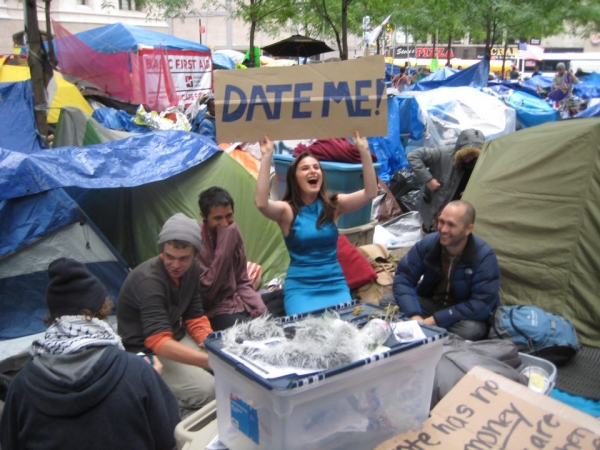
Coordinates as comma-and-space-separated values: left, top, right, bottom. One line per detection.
392, 200, 500, 340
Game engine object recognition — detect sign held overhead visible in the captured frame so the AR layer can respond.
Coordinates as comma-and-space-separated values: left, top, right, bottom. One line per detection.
214, 56, 387, 142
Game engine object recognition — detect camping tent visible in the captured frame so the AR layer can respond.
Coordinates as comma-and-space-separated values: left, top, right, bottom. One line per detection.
0, 59, 93, 124
0, 81, 43, 152
53, 22, 213, 109
463, 118, 600, 347
1, 125, 290, 284
0, 188, 130, 340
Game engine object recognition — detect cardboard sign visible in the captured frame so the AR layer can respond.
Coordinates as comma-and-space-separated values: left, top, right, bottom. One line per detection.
376, 366, 600, 450
214, 56, 387, 142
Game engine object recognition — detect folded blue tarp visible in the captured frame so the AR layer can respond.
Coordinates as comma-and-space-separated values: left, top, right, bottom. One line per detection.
0, 130, 219, 202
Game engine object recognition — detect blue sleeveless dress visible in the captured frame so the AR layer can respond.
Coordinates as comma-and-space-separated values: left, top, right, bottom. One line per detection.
283, 200, 351, 315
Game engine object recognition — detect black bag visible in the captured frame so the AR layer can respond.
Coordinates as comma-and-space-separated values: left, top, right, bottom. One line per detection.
490, 305, 579, 366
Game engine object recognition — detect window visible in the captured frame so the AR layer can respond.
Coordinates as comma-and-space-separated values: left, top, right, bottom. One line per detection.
119, 0, 142, 11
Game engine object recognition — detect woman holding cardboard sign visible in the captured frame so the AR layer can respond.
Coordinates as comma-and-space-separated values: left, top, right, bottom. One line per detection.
255, 132, 377, 315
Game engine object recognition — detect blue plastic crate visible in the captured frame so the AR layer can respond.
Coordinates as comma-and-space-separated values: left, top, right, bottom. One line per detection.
273, 154, 381, 229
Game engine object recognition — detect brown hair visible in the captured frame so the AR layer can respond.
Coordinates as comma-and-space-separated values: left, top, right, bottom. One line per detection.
44, 298, 114, 326
160, 240, 196, 253
282, 152, 338, 228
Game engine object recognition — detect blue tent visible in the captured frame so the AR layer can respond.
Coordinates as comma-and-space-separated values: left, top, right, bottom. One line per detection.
0, 188, 130, 339
0, 130, 219, 339
0, 81, 44, 153
213, 52, 236, 70
407, 56, 490, 92
73, 23, 211, 53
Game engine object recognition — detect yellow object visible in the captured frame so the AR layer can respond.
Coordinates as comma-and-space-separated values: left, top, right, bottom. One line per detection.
0, 59, 93, 123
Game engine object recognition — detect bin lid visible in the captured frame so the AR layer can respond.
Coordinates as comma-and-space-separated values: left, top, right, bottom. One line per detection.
204, 301, 447, 391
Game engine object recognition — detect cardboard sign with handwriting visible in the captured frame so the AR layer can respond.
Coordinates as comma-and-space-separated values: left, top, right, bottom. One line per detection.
214, 56, 387, 142
375, 366, 600, 450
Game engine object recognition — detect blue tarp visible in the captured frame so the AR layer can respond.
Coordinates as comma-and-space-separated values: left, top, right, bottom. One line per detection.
418, 67, 457, 82
0, 81, 44, 153
486, 80, 541, 98
573, 72, 600, 99
367, 96, 410, 182
395, 95, 424, 140
407, 56, 489, 92
503, 91, 558, 128
523, 75, 553, 90
0, 130, 219, 202
574, 103, 600, 118
73, 23, 211, 54
212, 52, 235, 70
92, 108, 151, 133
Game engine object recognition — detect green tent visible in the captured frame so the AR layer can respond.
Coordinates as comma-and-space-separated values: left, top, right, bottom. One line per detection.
54, 108, 290, 284
463, 118, 600, 347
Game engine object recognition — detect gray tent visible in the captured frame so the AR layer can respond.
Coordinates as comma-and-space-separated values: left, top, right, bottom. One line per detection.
463, 118, 600, 347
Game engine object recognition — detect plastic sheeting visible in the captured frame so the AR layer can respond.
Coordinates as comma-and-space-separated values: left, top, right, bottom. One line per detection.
486, 80, 541, 98
213, 52, 236, 70
523, 75, 553, 90
53, 21, 178, 112
414, 87, 516, 148
503, 91, 558, 129
0, 81, 43, 153
407, 56, 489, 92
72, 22, 211, 53
573, 72, 600, 99
574, 103, 600, 118
0, 130, 219, 202
367, 96, 410, 182
92, 108, 151, 133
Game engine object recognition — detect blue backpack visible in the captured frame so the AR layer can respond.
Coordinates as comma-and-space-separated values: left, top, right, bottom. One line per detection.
491, 305, 579, 366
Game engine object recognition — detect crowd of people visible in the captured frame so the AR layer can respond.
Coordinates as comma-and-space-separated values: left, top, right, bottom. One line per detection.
1, 126, 505, 449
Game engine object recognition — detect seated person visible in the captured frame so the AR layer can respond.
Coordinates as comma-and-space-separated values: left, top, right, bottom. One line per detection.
197, 186, 267, 331
118, 213, 215, 412
1, 258, 179, 450
392, 200, 500, 341
254, 131, 378, 315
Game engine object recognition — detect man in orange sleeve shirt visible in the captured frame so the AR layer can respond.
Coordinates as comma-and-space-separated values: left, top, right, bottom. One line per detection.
118, 213, 215, 413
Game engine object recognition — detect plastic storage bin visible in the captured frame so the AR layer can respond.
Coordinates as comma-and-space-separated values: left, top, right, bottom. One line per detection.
339, 220, 377, 247
175, 400, 218, 450
204, 303, 447, 450
273, 154, 380, 229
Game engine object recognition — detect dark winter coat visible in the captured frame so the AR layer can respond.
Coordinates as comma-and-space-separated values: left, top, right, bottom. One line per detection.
393, 232, 500, 328
407, 129, 484, 230
0, 345, 180, 450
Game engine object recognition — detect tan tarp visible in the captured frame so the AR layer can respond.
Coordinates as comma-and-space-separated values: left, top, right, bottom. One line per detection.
463, 118, 600, 347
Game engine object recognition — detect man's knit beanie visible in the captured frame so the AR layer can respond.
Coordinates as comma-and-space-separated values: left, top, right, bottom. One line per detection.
157, 213, 202, 252
46, 258, 107, 316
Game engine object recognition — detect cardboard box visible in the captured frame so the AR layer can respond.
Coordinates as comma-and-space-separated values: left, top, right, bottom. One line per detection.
375, 366, 600, 450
